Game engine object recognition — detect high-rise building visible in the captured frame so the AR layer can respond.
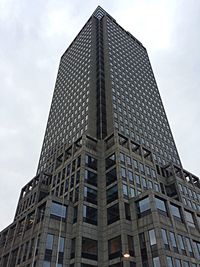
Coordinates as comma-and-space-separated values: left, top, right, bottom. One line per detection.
0, 6, 200, 267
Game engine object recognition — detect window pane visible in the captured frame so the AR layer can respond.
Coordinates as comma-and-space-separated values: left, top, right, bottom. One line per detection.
83, 205, 97, 225
155, 197, 167, 214
161, 229, 169, 250
85, 170, 97, 186
59, 237, 65, 252
107, 203, 120, 224
46, 234, 54, 250
106, 154, 116, 169
137, 197, 151, 217
43, 262, 51, 267
170, 203, 182, 220
85, 155, 97, 170
106, 168, 117, 186
82, 237, 98, 260
175, 259, 181, 267
51, 202, 67, 219
153, 257, 161, 267
185, 210, 195, 227
108, 236, 121, 259
84, 186, 97, 204
166, 256, 174, 267
149, 229, 156, 246
107, 185, 118, 203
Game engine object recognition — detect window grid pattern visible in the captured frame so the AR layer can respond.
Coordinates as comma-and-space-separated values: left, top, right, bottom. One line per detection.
38, 21, 92, 173
106, 17, 180, 167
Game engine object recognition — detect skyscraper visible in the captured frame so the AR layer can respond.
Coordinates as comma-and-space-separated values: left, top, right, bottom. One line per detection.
0, 6, 200, 267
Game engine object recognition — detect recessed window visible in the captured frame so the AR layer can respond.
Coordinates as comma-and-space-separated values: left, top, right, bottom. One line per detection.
107, 185, 118, 204
108, 236, 121, 259
50, 202, 67, 219
185, 210, 195, 228
107, 203, 120, 224
153, 257, 161, 267
106, 153, 116, 169
46, 234, 54, 250
155, 197, 167, 216
169, 232, 178, 253
178, 234, 186, 255
161, 229, 169, 250
106, 168, 117, 186
83, 205, 97, 225
85, 154, 97, 170
84, 186, 97, 205
82, 237, 98, 260
166, 256, 174, 267
85, 170, 97, 186
149, 229, 156, 246
137, 197, 151, 218
170, 203, 182, 221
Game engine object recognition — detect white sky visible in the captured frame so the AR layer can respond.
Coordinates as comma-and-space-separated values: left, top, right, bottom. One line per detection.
0, 0, 200, 230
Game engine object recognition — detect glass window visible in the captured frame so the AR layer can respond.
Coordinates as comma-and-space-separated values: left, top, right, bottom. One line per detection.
123, 184, 128, 198
82, 237, 98, 260
108, 236, 121, 260
193, 240, 200, 259
46, 234, 54, 250
161, 229, 169, 250
169, 232, 178, 252
85, 170, 97, 186
106, 153, 116, 169
43, 262, 50, 267
183, 261, 189, 267
175, 259, 181, 267
83, 205, 97, 225
106, 168, 117, 186
153, 257, 161, 267
149, 229, 156, 246
178, 235, 186, 255
128, 235, 135, 256
128, 170, 134, 183
137, 197, 151, 217
121, 167, 126, 179
142, 177, 147, 189
135, 175, 141, 187
170, 203, 182, 221
50, 202, 67, 219
71, 238, 75, 259
84, 186, 97, 204
125, 203, 131, 220
107, 185, 118, 204
185, 237, 193, 257
185, 210, 195, 227
155, 197, 167, 215
130, 187, 135, 198
107, 203, 120, 224
58, 237, 65, 252
166, 256, 174, 267
85, 154, 97, 170
120, 153, 125, 164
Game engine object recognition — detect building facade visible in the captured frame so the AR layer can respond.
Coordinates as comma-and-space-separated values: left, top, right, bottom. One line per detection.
1, 6, 200, 267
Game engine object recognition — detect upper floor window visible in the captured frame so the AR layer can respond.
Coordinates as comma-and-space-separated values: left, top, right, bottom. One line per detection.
85, 154, 97, 170
85, 170, 97, 187
170, 203, 182, 221
107, 185, 118, 204
50, 202, 67, 219
137, 197, 151, 218
185, 210, 195, 228
155, 197, 167, 216
106, 153, 116, 169
82, 237, 98, 260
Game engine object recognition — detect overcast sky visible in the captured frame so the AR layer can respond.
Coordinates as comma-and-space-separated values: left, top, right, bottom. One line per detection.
0, 0, 200, 230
